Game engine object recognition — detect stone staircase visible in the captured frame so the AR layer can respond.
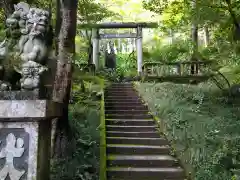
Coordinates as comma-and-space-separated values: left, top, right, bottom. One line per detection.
104, 83, 187, 180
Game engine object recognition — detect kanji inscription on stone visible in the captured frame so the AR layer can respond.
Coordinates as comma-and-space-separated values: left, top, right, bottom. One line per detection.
0, 129, 29, 180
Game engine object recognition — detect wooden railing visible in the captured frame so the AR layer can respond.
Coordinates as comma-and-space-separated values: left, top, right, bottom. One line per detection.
142, 61, 213, 77
142, 61, 214, 84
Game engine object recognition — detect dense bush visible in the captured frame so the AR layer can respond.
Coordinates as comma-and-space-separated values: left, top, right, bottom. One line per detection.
145, 39, 192, 62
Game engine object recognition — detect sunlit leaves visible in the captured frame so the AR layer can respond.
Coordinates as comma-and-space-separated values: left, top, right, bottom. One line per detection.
78, 0, 115, 23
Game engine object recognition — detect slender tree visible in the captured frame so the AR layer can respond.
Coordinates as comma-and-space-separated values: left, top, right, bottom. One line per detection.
53, 0, 78, 157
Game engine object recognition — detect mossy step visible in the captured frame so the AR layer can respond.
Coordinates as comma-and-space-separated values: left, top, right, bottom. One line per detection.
106, 131, 160, 138
106, 125, 157, 132
105, 102, 145, 106
108, 84, 133, 86
105, 95, 140, 98
105, 99, 143, 103
106, 137, 168, 146
105, 87, 135, 90
104, 90, 137, 94
108, 86, 133, 88
104, 92, 138, 96
105, 95, 140, 97
105, 110, 149, 115
105, 99, 142, 102
107, 144, 170, 155
106, 119, 155, 126
105, 109, 148, 112
105, 105, 148, 111
108, 178, 186, 180
107, 167, 185, 180
107, 155, 179, 167
106, 114, 152, 119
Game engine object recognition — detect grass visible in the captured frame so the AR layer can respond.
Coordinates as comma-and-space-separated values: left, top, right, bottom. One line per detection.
136, 82, 240, 180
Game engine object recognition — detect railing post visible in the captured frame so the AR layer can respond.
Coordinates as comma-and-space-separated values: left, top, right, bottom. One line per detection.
136, 26, 143, 75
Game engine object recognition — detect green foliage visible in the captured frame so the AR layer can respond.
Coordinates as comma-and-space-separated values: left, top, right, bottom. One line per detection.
78, 0, 115, 23
96, 69, 123, 82
137, 82, 240, 180
51, 77, 103, 180
116, 53, 137, 76
145, 39, 192, 62
95, 52, 138, 82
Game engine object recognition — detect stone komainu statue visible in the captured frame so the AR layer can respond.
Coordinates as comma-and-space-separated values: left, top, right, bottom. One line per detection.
0, 2, 53, 91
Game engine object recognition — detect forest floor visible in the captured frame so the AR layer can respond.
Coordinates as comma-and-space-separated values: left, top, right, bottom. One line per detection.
137, 82, 240, 180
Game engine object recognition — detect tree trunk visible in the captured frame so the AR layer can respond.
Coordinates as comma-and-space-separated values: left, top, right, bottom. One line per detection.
191, 0, 199, 74
52, 0, 78, 157
54, 0, 62, 56
225, 0, 240, 41
225, 0, 240, 29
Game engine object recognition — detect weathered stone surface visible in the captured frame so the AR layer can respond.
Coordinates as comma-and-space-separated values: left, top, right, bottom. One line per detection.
0, 2, 54, 91
0, 122, 38, 180
0, 91, 39, 100
0, 100, 61, 118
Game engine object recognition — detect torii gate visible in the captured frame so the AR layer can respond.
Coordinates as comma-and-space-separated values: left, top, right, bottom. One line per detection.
78, 22, 158, 75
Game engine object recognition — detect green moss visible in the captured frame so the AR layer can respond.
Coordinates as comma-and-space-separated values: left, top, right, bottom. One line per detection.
100, 85, 107, 180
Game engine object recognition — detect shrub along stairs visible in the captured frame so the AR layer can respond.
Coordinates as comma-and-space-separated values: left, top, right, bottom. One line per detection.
104, 83, 187, 180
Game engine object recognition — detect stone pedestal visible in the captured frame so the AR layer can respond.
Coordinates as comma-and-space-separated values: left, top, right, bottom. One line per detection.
0, 99, 60, 180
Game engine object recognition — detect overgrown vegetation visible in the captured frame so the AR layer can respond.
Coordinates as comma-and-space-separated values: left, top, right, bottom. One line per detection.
51, 78, 102, 180
137, 82, 240, 180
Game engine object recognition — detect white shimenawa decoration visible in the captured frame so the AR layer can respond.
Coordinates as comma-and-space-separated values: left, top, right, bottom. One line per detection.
0, 133, 25, 179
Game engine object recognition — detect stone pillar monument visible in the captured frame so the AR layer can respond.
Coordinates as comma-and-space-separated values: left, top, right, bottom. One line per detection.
0, 2, 59, 180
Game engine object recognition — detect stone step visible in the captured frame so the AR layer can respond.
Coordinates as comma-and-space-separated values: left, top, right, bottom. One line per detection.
108, 178, 186, 180
107, 84, 133, 87
107, 167, 185, 180
107, 144, 170, 155
105, 95, 140, 98
106, 114, 152, 119
109, 86, 133, 88
105, 99, 143, 103
105, 88, 135, 91
105, 102, 145, 107
105, 98, 142, 102
104, 93, 138, 97
104, 90, 137, 93
105, 106, 148, 111
106, 125, 157, 132
106, 131, 160, 138
106, 137, 168, 146
104, 85, 187, 180
105, 96, 140, 99
105, 110, 149, 115
106, 119, 155, 126
107, 155, 179, 168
